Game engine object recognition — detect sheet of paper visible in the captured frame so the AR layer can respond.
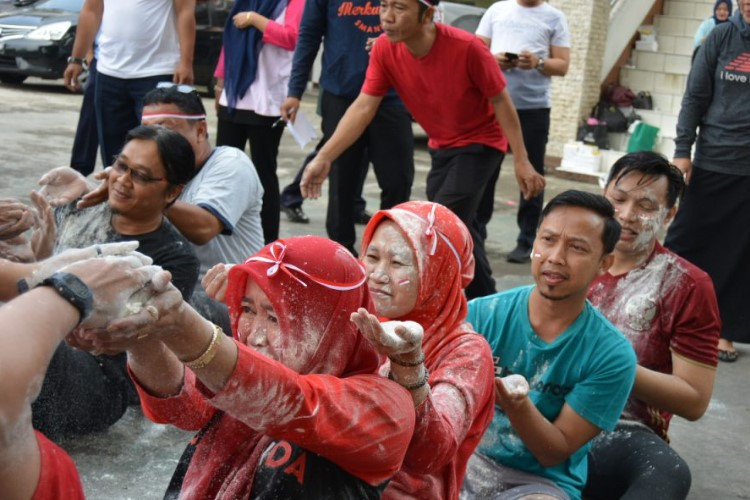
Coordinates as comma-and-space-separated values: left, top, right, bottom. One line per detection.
287, 110, 318, 150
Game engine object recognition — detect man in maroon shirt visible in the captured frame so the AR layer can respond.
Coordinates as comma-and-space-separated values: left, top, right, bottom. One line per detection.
585, 151, 721, 500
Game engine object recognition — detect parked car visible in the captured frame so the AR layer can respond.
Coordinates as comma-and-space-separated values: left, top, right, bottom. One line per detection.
0, 0, 485, 88
439, 1, 486, 34
0, 0, 228, 87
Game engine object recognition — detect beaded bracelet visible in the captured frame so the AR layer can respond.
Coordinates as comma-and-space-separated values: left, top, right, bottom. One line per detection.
389, 367, 430, 391
389, 353, 425, 367
184, 323, 223, 370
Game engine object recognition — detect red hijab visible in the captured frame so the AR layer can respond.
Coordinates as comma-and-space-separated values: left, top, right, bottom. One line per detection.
361, 201, 475, 366
225, 235, 381, 377
181, 236, 386, 498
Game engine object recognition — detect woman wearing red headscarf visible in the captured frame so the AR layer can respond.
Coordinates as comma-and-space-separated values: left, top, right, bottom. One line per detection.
351, 201, 496, 499
92, 235, 415, 498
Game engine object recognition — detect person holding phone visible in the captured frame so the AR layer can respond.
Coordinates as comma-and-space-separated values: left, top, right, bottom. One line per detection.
476, 0, 570, 264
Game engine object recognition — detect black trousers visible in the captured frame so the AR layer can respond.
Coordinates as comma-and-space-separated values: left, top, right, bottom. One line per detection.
216, 112, 285, 244
321, 91, 414, 254
32, 344, 134, 442
427, 144, 503, 299
584, 423, 691, 500
70, 58, 99, 176
665, 166, 750, 343
477, 108, 550, 249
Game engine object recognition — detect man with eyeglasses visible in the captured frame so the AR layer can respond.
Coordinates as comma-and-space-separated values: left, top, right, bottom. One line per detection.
63, 0, 196, 168
47, 84, 264, 333
30, 125, 200, 440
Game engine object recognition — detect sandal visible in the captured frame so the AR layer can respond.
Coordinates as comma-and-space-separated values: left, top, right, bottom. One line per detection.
718, 349, 739, 362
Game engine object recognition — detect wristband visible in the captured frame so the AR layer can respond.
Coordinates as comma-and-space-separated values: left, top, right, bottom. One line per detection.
67, 56, 85, 66
38, 272, 93, 326
389, 367, 430, 391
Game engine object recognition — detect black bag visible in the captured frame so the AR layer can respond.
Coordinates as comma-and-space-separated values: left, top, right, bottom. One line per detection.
607, 85, 636, 107
633, 91, 654, 110
593, 101, 629, 133
577, 122, 610, 150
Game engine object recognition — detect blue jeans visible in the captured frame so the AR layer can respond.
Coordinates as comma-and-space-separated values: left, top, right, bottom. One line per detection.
94, 72, 172, 166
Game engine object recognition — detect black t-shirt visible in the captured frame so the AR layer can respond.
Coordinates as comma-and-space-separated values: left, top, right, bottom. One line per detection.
55, 203, 199, 300
250, 439, 387, 499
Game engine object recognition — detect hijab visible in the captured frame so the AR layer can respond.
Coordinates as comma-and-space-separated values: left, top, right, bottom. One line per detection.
713, 0, 732, 23
183, 236, 383, 498
225, 235, 381, 377
361, 201, 475, 367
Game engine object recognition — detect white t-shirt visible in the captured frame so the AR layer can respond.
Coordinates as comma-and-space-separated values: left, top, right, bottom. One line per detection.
179, 146, 265, 275
476, 1, 569, 109
97, 0, 181, 79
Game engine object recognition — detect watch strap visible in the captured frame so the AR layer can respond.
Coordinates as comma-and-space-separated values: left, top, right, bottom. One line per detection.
39, 272, 93, 325
67, 56, 85, 65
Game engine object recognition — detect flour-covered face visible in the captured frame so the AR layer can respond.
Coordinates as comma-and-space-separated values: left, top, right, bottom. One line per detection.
237, 279, 320, 372
364, 221, 419, 319
605, 172, 674, 256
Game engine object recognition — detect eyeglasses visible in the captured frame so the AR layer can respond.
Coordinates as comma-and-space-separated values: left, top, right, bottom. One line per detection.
111, 156, 166, 184
156, 81, 198, 94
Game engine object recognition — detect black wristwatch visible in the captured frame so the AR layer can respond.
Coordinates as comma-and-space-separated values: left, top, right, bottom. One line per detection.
67, 56, 85, 65
38, 272, 93, 325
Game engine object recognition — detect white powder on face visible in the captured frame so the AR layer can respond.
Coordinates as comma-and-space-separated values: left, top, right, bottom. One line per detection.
501, 374, 529, 396
631, 207, 668, 252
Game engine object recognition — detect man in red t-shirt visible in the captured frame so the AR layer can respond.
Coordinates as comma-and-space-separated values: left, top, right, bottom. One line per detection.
299, 0, 544, 299
585, 151, 721, 500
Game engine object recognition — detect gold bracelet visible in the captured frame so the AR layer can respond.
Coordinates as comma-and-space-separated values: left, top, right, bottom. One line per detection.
184, 323, 223, 370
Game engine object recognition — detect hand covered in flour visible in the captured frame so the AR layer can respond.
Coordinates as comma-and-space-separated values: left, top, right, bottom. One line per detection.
77, 168, 111, 209
0, 234, 34, 263
57, 253, 167, 329
202, 263, 233, 303
29, 190, 56, 260
0, 198, 34, 239
101, 278, 188, 344
37, 167, 91, 207
350, 308, 424, 365
494, 374, 530, 412
25, 241, 150, 287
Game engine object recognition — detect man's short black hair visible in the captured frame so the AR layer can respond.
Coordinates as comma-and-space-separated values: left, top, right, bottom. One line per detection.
124, 125, 195, 187
143, 85, 207, 117
605, 151, 685, 208
539, 190, 621, 254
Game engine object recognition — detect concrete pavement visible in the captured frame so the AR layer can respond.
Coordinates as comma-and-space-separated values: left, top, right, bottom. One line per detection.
0, 79, 747, 499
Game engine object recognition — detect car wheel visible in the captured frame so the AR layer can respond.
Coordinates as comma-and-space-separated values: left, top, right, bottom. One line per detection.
0, 75, 27, 85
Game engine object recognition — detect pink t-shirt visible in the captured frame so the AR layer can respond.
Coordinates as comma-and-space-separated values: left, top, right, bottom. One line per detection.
588, 242, 721, 439
362, 23, 507, 152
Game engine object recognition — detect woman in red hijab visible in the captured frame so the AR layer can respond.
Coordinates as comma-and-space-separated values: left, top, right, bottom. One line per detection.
99, 235, 416, 498
351, 201, 496, 499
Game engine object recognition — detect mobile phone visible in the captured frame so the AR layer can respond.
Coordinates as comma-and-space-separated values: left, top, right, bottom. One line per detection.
505, 52, 519, 62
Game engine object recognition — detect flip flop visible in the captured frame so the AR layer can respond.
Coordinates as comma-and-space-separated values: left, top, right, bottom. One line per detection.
718, 349, 739, 362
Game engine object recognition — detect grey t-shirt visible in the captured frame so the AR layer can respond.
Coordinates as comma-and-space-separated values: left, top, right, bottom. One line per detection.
476, 1, 569, 110
179, 146, 265, 274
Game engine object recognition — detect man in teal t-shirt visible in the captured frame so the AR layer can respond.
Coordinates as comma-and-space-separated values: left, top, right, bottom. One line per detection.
463, 190, 637, 500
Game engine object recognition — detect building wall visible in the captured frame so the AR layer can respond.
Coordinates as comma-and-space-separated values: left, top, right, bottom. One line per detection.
547, 0, 611, 159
